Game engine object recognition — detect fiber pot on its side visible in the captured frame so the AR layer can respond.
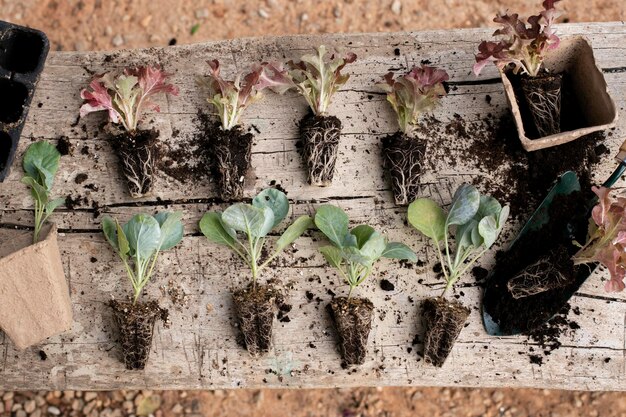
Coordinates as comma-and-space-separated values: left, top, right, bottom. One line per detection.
299, 112, 342, 187
381, 132, 427, 206
109, 299, 168, 370
421, 297, 470, 367
328, 296, 374, 365
205, 121, 253, 200
0, 224, 73, 349
113, 129, 160, 198
232, 284, 277, 356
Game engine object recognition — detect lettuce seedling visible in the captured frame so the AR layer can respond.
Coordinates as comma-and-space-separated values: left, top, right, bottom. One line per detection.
378, 65, 449, 134
80, 66, 179, 131
408, 184, 509, 294
102, 212, 184, 303
199, 60, 291, 130
573, 186, 626, 292
473, 0, 561, 77
285, 46, 357, 116
314, 205, 416, 298
21, 141, 65, 244
199, 188, 313, 287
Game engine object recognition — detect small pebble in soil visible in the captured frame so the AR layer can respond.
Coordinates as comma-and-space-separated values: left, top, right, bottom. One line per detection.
380, 279, 395, 291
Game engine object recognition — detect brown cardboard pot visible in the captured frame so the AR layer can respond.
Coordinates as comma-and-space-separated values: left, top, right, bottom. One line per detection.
500, 36, 618, 152
0, 224, 72, 349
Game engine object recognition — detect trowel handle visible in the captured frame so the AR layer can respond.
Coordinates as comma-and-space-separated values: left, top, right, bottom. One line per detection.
603, 138, 626, 188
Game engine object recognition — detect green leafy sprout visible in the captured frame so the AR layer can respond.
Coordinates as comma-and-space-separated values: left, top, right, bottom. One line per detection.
199, 188, 313, 288
21, 141, 65, 244
408, 184, 509, 296
314, 205, 417, 298
102, 212, 184, 304
286, 45, 357, 116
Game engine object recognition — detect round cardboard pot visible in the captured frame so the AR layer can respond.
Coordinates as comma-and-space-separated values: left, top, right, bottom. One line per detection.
0, 224, 72, 349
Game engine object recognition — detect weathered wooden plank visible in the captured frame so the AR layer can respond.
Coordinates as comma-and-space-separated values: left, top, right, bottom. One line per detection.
1, 22, 626, 391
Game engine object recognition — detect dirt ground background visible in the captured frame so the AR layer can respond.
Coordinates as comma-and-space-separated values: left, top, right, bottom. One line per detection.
1, 0, 626, 416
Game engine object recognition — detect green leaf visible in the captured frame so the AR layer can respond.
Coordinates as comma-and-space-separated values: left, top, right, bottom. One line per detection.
199, 212, 237, 247
314, 205, 350, 248
102, 216, 119, 251
341, 247, 371, 267
320, 245, 343, 269
407, 198, 446, 241
45, 198, 65, 215
476, 195, 502, 218
22, 141, 60, 190
498, 205, 510, 229
154, 211, 184, 250
455, 219, 478, 251
21, 177, 48, 205
478, 216, 498, 248
222, 203, 270, 238
350, 225, 376, 249
123, 214, 161, 259
258, 206, 275, 238
116, 220, 130, 258
190, 23, 200, 35
446, 184, 480, 227
252, 188, 289, 228
381, 242, 417, 262
359, 231, 387, 261
275, 215, 313, 253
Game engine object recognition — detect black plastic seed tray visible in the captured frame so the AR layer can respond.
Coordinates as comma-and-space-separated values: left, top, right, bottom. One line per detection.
0, 21, 49, 182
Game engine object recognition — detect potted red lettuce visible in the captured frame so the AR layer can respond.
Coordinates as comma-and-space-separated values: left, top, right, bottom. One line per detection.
102, 212, 183, 370
198, 61, 290, 200
473, 0, 617, 151
573, 186, 626, 292
0, 141, 72, 350
80, 66, 179, 197
377, 65, 449, 205
199, 188, 312, 356
265, 46, 356, 186
408, 184, 509, 366
314, 205, 416, 365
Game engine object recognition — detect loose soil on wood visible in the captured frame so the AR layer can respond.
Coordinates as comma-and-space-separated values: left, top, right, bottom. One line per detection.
519, 72, 563, 138
202, 118, 253, 200
109, 299, 169, 370
483, 191, 592, 335
232, 284, 277, 357
421, 297, 470, 367
327, 296, 374, 366
113, 129, 159, 198
299, 112, 342, 186
381, 132, 426, 206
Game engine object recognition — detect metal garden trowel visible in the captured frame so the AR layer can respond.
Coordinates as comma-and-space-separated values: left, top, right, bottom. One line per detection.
482, 139, 626, 336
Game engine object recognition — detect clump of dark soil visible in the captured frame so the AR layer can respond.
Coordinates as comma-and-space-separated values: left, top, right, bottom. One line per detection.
56, 136, 73, 156
199, 114, 253, 200
299, 112, 342, 187
421, 297, 470, 367
232, 284, 277, 357
328, 297, 374, 366
113, 129, 159, 198
109, 299, 169, 370
483, 191, 592, 335
381, 132, 426, 206
159, 119, 211, 184
519, 72, 563, 138
418, 112, 606, 221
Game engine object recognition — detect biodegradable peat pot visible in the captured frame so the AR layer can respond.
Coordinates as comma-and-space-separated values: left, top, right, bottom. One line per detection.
501, 36, 618, 152
381, 132, 427, 206
232, 284, 277, 356
328, 296, 374, 365
299, 112, 342, 186
109, 299, 168, 370
0, 224, 72, 349
205, 121, 253, 200
422, 297, 469, 367
113, 128, 159, 198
